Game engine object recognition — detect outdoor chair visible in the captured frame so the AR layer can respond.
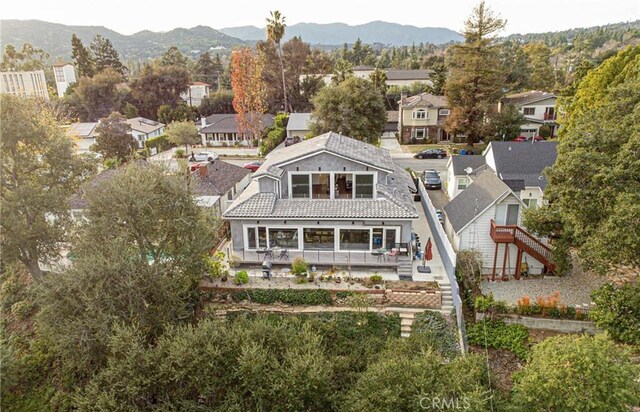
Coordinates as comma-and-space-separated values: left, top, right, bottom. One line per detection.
278, 249, 289, 260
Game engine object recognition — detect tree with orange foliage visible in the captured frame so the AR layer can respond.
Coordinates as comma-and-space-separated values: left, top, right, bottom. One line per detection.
230, 47, 266, 148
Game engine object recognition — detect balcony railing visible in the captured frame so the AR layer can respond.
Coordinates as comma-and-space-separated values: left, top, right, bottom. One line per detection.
543, 113, 557, 121
490, 220, 555, 271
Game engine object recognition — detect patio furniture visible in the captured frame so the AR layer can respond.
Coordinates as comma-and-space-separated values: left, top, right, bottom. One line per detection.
278, 249, 289, 260
371, 248, 387, 262
256, 248, 273, 260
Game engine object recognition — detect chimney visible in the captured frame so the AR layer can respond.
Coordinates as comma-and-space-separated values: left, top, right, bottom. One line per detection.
200, 117, 207, 127
198, 163, 208, 177
400, 91, 408, 105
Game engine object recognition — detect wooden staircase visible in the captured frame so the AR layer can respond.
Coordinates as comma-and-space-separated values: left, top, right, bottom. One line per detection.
490, 219, 555, 279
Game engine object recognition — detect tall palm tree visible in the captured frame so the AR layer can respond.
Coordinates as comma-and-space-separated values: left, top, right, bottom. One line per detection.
266, 10, 288, 112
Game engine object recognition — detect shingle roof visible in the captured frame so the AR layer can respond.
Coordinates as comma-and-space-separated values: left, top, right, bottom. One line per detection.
386, 111, 399, 122
386, 69, 431, 81
201, 114, 274, 134
488, 141, 557, 190
126, 117, 165, 134
443, 171, 513, 233
450, 155, 486, 176
67, 122, 99, 139
401, 92, 448, 108
68, 169, 118, 209
286, 113, 311, 131
502, 90, 556, 106
262, 131, 395, 173
191, 161, 250, 196
224, 134, 417, 220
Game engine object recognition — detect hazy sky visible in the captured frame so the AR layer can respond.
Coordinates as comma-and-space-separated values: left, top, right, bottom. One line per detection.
3, 0, 639, 35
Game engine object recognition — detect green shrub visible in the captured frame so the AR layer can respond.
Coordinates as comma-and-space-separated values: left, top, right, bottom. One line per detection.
474, 293, 509, 315
234, 271, 249, 285
174, 148, 185, 158
369, 275, 383, 285
144, 134, 176, 152
291, 256, 309, 276
590, 282, 640, 345
467, 320, 530, 359
11, 300, 34, 320
411, 311, 459, 357
230, 289, 332, 305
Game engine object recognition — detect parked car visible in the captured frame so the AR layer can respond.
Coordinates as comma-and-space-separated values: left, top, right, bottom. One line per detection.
513, 135, 545, 142
435, 209, 445, 225
191, 151, 219, 162
243, 161, 263, 172
422, 169, 442, 190
285, 136, 301, 147
414, 148, 447, 159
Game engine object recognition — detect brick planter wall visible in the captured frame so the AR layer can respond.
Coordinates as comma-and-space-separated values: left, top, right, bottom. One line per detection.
385, 289, 442, 308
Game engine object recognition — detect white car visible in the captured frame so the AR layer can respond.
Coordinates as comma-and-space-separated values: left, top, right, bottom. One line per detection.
191, 151, 219, 162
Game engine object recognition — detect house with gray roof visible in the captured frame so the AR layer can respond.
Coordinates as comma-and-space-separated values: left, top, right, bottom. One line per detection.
199, 113, 275, 147
191, 160, 251, 216
223, 132, 419, 275
397, 92, 451, 144
445, 155, 488, 200
126, 117, 165, 148
442, 171, 550, 275
286, 113, 311, 140
499, 90, 558, 138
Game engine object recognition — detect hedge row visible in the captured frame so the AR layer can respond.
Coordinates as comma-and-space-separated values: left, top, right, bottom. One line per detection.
144, 135, 176, 152
230, 289, 333, 305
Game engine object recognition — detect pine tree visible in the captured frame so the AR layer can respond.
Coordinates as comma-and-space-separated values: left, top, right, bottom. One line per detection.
445, 1, 506, 146
71, 34, 94, 78
160, 46, 188, 68
90, 34, 127, 76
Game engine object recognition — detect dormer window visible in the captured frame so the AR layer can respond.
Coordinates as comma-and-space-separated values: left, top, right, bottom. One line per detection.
412, 109, 427, 120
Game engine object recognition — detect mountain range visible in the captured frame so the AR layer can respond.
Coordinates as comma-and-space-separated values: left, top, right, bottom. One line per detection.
1, 19, 462, 61
219, 21, 463, 45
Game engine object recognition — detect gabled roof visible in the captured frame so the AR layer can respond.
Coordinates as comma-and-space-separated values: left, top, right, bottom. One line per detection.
502, 90, 556, 106
443, 171, 513, 233
126, 117, 165, 134
191, 160, 250, 196
261, 131, 395, 173
286, 113, 311, 131
67, 122, 99, 139
200, 113, 275, 134
400, 92, 448, 108
486, 141, 558, 190
450, 155, 486, 176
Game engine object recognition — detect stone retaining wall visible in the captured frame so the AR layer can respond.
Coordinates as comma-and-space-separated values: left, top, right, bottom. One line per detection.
386, 289, 442, 308
477, 313, 600, 334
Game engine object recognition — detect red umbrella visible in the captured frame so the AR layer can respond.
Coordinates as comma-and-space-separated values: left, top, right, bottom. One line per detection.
425, 238, 433, 261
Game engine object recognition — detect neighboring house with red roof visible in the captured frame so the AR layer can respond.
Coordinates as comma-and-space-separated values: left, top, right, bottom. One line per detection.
499, 90, 558, 138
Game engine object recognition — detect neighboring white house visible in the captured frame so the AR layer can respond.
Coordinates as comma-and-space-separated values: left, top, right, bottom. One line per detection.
286, 113, 311, 139
126, 117, 165, 148
65, 122, 99, 153
443, 171, 548, 275
181, 82, 211, 107
0, 70, 49, 100
445, 155, 488, 200
53, 63, 76, 97
498, 91, 558, 138
199, 113, 275, 147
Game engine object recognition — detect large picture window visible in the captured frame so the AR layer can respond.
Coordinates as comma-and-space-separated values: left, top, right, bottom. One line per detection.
291, 174, 310, 198
311, 173, 330, 199
303, 228, 335, 250
268, 228, 299, 248
340, 229, 370, 251
355, 174, 374, 199
335, 173, 353, 198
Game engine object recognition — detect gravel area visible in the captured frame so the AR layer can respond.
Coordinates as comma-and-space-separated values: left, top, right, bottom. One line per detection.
480, 264, 607, 306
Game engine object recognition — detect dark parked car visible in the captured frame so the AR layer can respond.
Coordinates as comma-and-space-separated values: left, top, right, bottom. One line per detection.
243, 161, 263, 172
285, 136, 301, 147
414, 148, 447, 159
422, 169, 442, 190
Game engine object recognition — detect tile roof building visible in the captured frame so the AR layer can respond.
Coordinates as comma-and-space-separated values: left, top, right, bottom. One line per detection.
223, 132, 418, 272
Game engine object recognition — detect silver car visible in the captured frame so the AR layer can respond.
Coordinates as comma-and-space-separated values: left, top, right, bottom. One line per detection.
191, 151, 219, 162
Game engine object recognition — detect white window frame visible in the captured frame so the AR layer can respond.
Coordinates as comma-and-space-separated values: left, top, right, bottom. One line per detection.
439, 108, 450, 116
523, 107, 535, 116
456, 178, 468, 190
412, 109, 427, 120
288, 171, 376, 200
243, 224, 401, 253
